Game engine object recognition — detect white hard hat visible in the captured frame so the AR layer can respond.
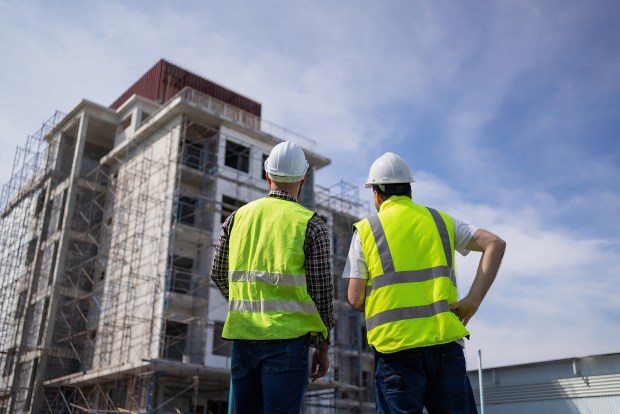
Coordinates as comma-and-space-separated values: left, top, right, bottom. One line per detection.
264, 141, 309, 183
365, 152, 415, 188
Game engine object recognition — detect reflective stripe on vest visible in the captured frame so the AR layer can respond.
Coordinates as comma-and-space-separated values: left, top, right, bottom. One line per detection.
230, 299, 321, 314
364, 209, 456, 328
229, 270, 308, 286
223, 197, 328, 341
367, 300, 451, 331
364, 214, 456, 298
355, 197, 469, 352
228, 270, 317, 314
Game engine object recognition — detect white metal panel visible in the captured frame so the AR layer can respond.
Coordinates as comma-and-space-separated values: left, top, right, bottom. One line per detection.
579, 353, 620, 376
483, 395, 620, 414
469, 353, 620, 413
470, 353, 620, 386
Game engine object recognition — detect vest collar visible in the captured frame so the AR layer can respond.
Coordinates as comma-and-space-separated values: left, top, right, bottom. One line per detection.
379, 195, 414, 213
267, 190, 298, 203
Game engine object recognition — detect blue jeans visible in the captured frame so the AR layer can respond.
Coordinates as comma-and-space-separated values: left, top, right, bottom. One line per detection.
231, 335, 310, 413
374, 342, 478, 414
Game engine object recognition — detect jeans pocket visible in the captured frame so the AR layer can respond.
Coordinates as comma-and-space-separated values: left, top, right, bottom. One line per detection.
440, 344, 467, 391
231, 344, 251, 380
440, 345, 473, 410
263, 340, 309, 374
376, 356, 423, 413
380, 360, 404, 390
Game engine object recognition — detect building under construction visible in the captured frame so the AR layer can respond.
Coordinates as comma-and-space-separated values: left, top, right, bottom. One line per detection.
0, 60, 374, 414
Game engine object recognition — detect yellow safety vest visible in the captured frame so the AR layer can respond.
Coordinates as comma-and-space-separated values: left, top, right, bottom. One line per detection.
222, 197, 328, 340
354, 196, 469, 353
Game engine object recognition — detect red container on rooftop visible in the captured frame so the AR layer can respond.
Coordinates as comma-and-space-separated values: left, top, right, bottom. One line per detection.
110, 59, 262, 117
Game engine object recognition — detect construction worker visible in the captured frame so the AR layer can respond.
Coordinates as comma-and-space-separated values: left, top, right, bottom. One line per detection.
345, 152, 506, 414
211, 141, 334, 413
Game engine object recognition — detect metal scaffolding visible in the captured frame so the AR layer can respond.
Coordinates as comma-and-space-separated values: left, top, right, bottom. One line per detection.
0, 86, 375, 414
0, 111, 65, 413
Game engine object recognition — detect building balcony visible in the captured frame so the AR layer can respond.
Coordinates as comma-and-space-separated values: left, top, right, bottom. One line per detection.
179, 87, 317, 151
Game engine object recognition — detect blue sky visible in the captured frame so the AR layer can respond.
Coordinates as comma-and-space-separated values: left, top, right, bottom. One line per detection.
1, 0, 619, 369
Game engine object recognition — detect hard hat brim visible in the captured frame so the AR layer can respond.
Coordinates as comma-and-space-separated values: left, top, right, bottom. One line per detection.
365, 179, 415, 188
268, 173, 305, 183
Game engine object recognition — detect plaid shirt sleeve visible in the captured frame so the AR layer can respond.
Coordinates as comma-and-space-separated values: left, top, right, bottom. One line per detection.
305, 214, 335, 335
210, 212, 234, 300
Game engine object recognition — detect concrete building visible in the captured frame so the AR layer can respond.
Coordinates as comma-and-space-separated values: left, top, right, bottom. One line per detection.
3, 59, 618, 414
0, 60, 373, 414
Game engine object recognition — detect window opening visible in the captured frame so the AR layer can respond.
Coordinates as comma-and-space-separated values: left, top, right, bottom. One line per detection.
221, 195, 246, 223
224, 140, 249, 173
162, 321, 188, 361
177, 196, 197, 225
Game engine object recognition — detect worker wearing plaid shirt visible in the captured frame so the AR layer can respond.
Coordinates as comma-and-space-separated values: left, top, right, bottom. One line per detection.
211, 141, 334, 414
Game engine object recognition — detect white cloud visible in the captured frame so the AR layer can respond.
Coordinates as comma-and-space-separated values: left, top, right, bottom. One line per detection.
1, 0, 619, 370
413, 171, 620, 367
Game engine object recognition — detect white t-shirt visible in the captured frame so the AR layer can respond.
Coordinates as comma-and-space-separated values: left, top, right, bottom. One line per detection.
342, 216, 478, 279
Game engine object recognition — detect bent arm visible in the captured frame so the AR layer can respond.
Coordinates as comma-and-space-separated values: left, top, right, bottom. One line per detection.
347, 278, 367, 312
344, 231, 368, 312
450, 229, 506, 325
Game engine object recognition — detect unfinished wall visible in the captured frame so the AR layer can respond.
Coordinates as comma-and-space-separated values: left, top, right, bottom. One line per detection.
93, 125, 179, 369
1, 80, 375, 413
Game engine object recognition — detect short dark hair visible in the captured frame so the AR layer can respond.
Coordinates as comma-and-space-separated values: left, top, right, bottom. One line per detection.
373, 183, 412, 201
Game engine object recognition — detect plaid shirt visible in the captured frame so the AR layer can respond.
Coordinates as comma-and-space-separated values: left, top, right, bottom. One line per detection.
210, 190, 335, 336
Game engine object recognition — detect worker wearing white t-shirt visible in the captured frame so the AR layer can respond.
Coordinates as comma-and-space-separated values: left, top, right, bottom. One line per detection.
343, 152, 506, 414
344, 217, 478, 280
